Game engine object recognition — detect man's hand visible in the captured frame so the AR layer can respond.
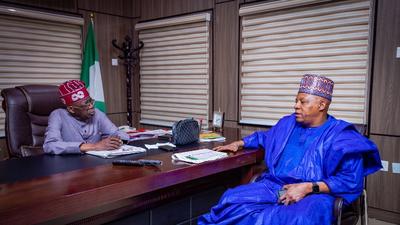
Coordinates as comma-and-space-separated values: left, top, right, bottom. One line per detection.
278, 183, 312, 205
80, 136, 123, 152
213, 141, 244, 152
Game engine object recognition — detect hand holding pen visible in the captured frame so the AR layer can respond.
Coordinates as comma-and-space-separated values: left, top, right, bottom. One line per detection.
80, 131, 123, 152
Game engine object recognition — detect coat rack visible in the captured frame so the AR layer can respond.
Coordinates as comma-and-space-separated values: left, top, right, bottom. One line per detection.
112, 36, 144, 127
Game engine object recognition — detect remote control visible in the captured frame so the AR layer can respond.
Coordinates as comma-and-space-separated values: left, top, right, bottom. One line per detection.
112, 159, 162, 166
138, 159, 163, 166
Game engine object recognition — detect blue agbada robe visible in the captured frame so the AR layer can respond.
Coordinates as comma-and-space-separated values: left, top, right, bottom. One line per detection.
199, 114, 381, 225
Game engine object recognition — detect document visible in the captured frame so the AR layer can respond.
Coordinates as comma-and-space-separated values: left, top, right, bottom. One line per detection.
145, 142, 176, 150
199, 132, 226, 142
128, 129, 171, 141
86, 145, 146, 158
171, 149, 228, 164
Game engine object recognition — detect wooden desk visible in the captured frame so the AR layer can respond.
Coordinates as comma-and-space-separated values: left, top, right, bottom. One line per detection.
0, 128, 264, 225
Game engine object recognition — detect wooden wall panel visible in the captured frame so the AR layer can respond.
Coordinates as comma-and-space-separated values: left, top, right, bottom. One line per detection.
214, 1, 239, 122
367, 135, 400, 214
132, 18, 141, 114
107, 113, 128, 126
0, 0, 77, 13
0, 138, 8, 160
216, 0, 235, 3
370, 0, 400, 136
244, 0, 264, 3
77, 0, 137, 17
79, 11, 134, 115
140, 0, 214, 21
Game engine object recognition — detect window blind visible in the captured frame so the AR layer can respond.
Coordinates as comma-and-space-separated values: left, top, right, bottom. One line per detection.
239, 0, 371, 126
0, 6, 83, 136
136, 13, 211, 127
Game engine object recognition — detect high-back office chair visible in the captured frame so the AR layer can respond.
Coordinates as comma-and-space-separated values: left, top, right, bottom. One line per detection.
1, 85, 64, 158
249, 124, 369, 225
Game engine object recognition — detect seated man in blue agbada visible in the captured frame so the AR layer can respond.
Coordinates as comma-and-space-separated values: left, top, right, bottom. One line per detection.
199, 74, 382, 225
43, 80, 129, 154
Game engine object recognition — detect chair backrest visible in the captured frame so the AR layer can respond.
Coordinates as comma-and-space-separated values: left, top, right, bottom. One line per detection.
353, 124, 367, 136
335, 124, 369, 225
1, 85, 64, 158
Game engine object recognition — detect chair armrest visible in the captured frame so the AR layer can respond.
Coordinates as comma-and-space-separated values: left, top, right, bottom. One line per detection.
20, 146, 44, 157
333, 197, 344, 225
249, 170, 264, 183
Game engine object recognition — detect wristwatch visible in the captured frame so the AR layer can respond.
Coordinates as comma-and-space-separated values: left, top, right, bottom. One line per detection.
312, 182, 320, 193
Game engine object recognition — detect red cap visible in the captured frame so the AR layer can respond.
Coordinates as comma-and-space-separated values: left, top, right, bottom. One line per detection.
59, 80, 90, 105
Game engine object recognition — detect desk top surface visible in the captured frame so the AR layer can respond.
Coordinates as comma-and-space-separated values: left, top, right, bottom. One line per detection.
0, 128, 263, 225
0, 128, 243, 184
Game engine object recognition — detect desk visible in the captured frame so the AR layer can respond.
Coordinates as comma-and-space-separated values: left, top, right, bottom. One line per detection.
0, 128, 264, 225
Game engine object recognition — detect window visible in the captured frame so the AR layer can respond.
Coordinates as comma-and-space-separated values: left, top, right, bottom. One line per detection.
136, 13, 211, 127
239, 0, 371, 125
0, 6, 83, 136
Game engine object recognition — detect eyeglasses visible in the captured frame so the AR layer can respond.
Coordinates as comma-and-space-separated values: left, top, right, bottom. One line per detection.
73, 98, 95, 109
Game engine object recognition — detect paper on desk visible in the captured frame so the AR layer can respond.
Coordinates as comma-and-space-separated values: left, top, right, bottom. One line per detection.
199, 132, 226, 142
86, 145, 146, 158
199, 137, 226, 142
171, 149, 228, 164
128, 129, 171, 141
145, 142, 176, 150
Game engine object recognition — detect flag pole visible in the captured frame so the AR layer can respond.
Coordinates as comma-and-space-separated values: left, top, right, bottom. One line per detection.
90, 12, 94, 24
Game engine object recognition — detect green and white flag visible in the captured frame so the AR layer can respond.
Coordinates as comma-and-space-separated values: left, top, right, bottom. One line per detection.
80, 20, 106, 112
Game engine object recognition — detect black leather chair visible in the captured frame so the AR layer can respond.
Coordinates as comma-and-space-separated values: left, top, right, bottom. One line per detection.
1, 85, 64, 158
333, 181, 367, 225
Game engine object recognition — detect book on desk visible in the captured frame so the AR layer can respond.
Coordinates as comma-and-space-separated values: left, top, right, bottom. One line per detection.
172, 149, 228, 164
86, 145, 146, 158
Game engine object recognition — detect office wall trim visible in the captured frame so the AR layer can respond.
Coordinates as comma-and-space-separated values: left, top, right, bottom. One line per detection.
136, 12, 210, 31
239, 0, 332, 16
0, 4, 83, 25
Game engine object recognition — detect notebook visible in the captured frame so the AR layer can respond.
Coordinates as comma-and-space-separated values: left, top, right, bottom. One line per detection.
86, 145, 146, 158
171, 149, 228, 164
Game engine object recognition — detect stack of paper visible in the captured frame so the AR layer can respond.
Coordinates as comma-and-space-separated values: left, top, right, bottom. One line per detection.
128, 129, 171, 141
199, 132, 226, 142
145, 142, 176, 150
86, 145, 146, 158
172, 149, 228, 164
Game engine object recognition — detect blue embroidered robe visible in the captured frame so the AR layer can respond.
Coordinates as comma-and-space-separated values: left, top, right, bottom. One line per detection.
199, 114, 381, 225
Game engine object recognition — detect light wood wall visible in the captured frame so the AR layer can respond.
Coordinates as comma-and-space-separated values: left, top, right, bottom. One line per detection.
367, 0, 400, 223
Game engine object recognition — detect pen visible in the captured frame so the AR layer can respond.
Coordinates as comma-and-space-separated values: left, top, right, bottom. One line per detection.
186, 155, 198, 160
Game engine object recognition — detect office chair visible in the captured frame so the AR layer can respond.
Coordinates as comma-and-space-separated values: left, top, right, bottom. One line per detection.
333, 180, 368, 225
333, 124, 368, 225
1, 85, 64, 158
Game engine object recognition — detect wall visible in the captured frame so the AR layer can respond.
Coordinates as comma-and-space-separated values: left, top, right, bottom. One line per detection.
367, 0, 400, 223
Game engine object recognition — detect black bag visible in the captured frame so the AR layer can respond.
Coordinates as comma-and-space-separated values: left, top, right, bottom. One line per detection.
172, 118, 200, 145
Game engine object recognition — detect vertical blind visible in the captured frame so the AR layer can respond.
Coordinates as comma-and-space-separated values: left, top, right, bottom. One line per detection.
136, 13, 211, 127
0, 6, 83, 136
239, 0, 371, 126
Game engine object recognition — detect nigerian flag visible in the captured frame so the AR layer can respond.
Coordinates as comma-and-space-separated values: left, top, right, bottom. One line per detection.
80, 20, 106, 112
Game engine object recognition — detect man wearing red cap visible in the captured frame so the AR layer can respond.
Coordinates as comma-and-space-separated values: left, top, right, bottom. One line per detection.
43, 80, 129, 154
199, 74, 382, 225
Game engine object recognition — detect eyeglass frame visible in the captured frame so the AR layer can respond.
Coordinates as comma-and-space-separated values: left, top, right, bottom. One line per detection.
71, 97, 95, 109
